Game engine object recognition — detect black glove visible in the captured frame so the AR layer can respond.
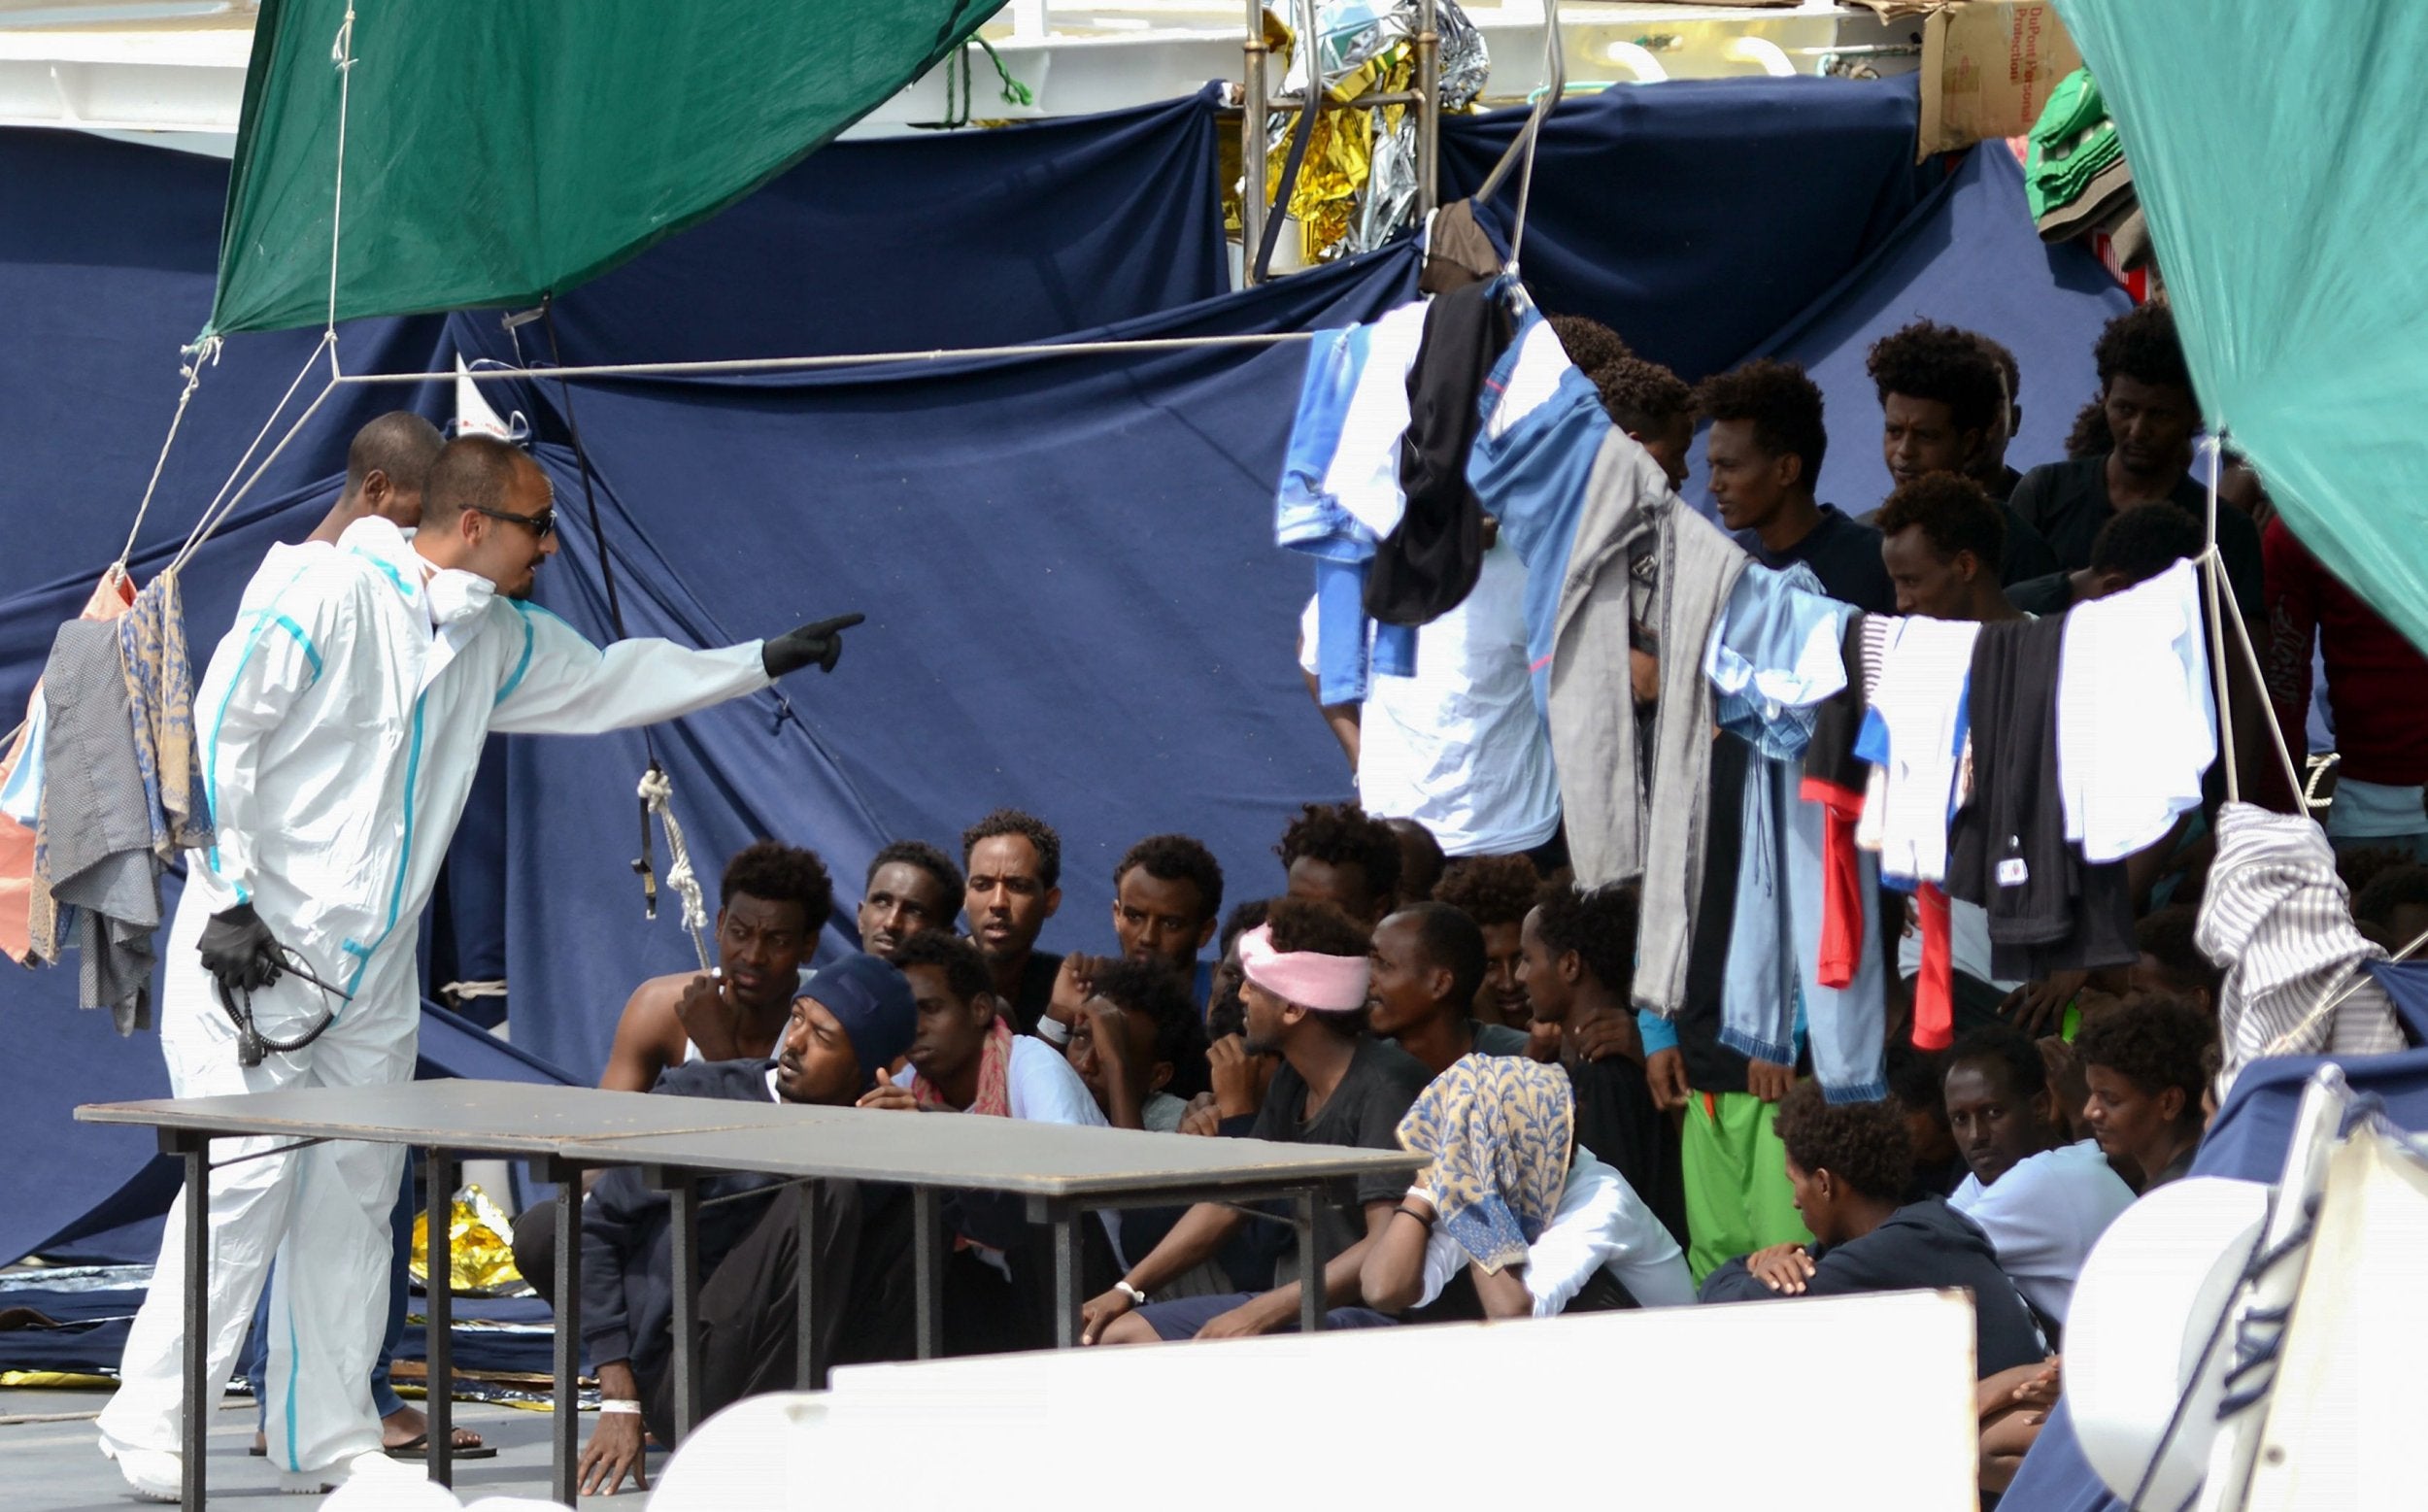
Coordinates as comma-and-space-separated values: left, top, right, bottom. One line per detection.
197, 902, 286, 995
761, 613, 865, 678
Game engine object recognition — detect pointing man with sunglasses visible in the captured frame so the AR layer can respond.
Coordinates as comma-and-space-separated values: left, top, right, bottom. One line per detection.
99, 435, 861, 1502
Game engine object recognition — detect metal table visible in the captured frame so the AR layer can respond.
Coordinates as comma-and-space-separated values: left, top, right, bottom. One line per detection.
78, 1081, 1420, 1510
77, 1081, 798, 1509
556, 1104, 1424, 1437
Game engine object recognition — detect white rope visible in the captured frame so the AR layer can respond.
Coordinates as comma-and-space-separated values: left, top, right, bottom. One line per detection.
169, 373, 341, 573
638, 766, 713, 973
171, 332, 335, 566
326, 330, 1319, 387
118, 342, 216, 567
324, 2, 357, 363
2200, 443, 2241, 802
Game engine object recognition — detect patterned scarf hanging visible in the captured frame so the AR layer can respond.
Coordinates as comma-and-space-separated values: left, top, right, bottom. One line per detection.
1396, 1053, 1574, 1274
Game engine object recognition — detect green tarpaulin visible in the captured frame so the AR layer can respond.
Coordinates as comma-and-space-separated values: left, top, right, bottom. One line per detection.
208, 0, 997, 337
2054, 0, 2428, 655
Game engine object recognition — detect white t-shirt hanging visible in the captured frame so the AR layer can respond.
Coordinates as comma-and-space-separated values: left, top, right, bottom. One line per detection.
1298, 540, 1562, 857
1321, 299, 1432, 542
1856, 617, 1981, 886
2057, 558, 2216, 863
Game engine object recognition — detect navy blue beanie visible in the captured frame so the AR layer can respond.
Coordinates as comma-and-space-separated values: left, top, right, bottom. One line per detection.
805, 952, 916, 1086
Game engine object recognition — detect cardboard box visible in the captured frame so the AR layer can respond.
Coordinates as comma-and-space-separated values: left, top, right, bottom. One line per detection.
1916, 1, 2080, 159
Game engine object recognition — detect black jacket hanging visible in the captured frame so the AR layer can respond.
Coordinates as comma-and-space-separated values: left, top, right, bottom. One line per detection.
1366, 279, 1515, 626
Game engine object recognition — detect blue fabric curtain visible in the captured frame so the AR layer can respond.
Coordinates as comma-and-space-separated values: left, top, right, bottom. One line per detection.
1717, 144, 2132, 519
1439, 77, 1942, 384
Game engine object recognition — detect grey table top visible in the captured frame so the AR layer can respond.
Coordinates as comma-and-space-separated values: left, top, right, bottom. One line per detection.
75, 1080, 801, 1153
78, 1080, 1424, 1199
555, 1101, 1424, 1199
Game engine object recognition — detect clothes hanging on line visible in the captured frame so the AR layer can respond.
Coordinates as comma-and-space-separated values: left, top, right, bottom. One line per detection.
1366, 278, 1512, 628
1276, 306, 1427, 704
1946, 613, 2136, 984
118, 569, 214, 863
1469, 299, 1746, 1019
1702, 562, 1885, 1099
2195, 802, 2405, 1094
1854, 616, 1981, 889
29, 620, 163, 1032
0, 566, 135, 965
2055, 557, 2215, 863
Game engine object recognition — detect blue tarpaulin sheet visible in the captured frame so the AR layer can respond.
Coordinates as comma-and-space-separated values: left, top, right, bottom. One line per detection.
1, 78, 2146, 1260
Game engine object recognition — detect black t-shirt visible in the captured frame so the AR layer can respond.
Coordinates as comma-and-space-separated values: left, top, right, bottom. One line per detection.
1004, 950, 1063, 1036
2005, 570, 2074, 618
1995, 500, 2063, 586
2006, 454, 2263, 617
1472, 1021, 1533, 1058
1742, 505, 1897, 615
1249, 1035, 1433, 1266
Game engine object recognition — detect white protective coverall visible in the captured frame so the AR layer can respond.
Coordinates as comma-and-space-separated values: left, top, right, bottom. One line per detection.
98, 516, 769, 1475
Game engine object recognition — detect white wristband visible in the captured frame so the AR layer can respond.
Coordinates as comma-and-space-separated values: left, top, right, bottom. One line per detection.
1114, 1279, 1149, 1306
598, 1399, 642, 1416
1037, 1016, 1072, 1046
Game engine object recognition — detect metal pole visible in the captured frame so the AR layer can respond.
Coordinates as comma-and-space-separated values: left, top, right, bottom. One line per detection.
175, 1133, 208, 1512
548, 1159, 584, 1507
912, 1189, 944, 1359
1416, 0, 1439, 220
1241, 0, 1268, 286
1296, 1188, 1325, 1334
661, 1170, 703, 1441
793, 1181, 826, 1391
424, 1150, 457, 1489
1040, 1198, 1083, 1349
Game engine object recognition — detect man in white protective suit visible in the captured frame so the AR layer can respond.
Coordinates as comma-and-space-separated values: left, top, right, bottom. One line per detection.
97, 435, 863, 1499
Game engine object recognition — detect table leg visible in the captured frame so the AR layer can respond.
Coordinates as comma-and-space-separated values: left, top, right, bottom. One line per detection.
1051, 1208, 1082, 1349
173, 1131, 208, 1512
794, 1180, 826, 1391
912, 1188, 943, 1360
661, 1169, 704, 1441
548, 1159, 584, 1507
1297, 1188, 1324, 1335
425, 1149, 457, 1489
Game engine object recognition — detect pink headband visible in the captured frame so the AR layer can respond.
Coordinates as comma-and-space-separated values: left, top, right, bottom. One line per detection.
1236, 923, 1370, 1013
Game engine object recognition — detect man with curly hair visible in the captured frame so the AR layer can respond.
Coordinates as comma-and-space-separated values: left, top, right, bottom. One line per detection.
1365, 901, 1531, 1075
961, 808, 1063, 1034
1064, 957, 1207, 1131
1865, 319, 2060, 583
1433, 854, 1540, 1027
1591, 353, 1697, 490
1278, 800, 1401, 924
2007, 302, 2263, 619
1079, 898, 1431, 1343
1519, 884, 1690, 1250
1546, 313, 1632, 377
857, 840, 962, 960
1698, 357, 1895, 614
1968, 331, 2028, 499
1699, 1084, 2046, 1377
1875, 472, 2025, 623
600, 840, 836, 1092
2075, 992, 2214, 1192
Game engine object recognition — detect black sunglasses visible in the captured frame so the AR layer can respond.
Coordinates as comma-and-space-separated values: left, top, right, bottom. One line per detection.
469, 504, 556, 540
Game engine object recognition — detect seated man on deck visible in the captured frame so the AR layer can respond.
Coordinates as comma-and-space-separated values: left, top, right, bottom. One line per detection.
1699, 1083, 2047, 1381
1078, 899, 1432, 1343
961, 807, 1064, 1034
858, 929, 1109, 1353
857, 839, 963, 960
1040, 833, 1226, 1045
598, 841, 834, 1092
1277, 800, 1401, 924
1366, 901, 1533, 1076
1941, 1026, 2134, 1335
575, 954, 919, 1496
1433, 854, 1543, 1031
1063, 957, 1208, 1132
1517, 882, 1689, 1248
1361, 1055, 1695, 1320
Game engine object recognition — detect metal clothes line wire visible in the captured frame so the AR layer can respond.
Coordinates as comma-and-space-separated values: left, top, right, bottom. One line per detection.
327, 329, 1322, 386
